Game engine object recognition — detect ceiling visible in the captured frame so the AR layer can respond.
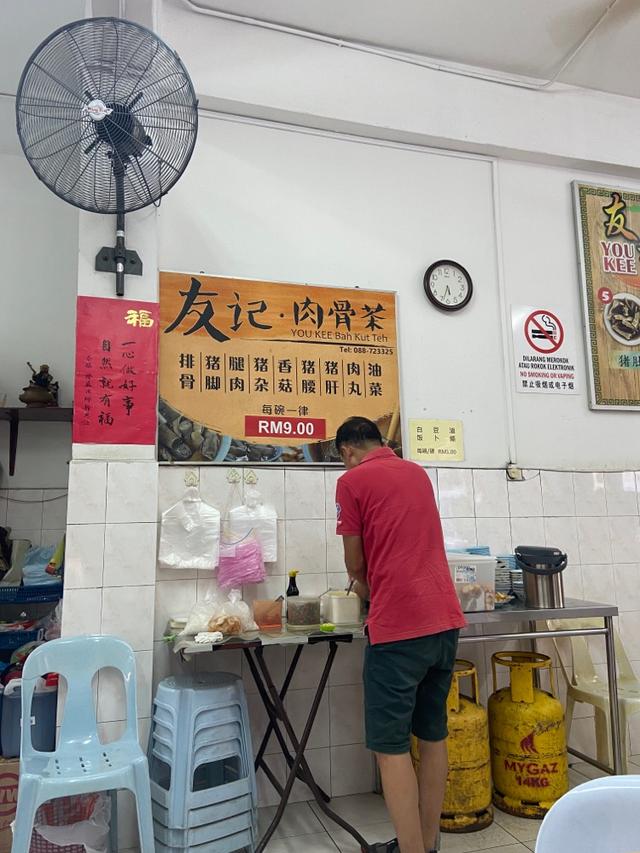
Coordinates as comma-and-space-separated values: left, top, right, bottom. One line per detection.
185, 0, 640, 97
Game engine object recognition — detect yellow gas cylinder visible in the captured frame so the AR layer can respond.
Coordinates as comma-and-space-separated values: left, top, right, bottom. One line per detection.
412, 660, 493, 833
488, 651, 568, 819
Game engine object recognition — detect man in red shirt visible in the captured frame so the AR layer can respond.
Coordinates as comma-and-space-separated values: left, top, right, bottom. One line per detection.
335, 416, 466, 853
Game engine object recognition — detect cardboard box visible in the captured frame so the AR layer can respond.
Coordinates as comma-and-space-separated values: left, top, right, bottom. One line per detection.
0, 757, 19, 853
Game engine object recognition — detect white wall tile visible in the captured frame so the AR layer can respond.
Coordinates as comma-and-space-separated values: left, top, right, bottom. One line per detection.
251, 468, 285, 519
256, 753, 286, 807
563, 564, 584, 600
285, 520, 327, 573
9, 528, 41, 547
614, 564, 640, 612
154, 578, 197, 641
328, 571, 349, 591
106, 462, 158, 523
284, 643, 327, 691
61, 587, 102, 637
290, 572, 329, 597
102, 585, 155, 650
582, 565, 616, 606
330, 639, 365, 687
608, 516, 640, 564
473, 470, 508, 518
324, 469, 344, 519
153, 639, 193, 695
200, 466, 243, 511
67, 462, 107, 524
619, 611, 640, 660
604, 472, 638, 516
507, 473, 543, 518
475, 517, 511, 554
97, 651, 152, 723
285, 470, 326, 519
242, 645, 286, 695
330, 744, 375, 796
544, 517, 579, 566
577, 517, 612, 565
326, 519, 344, 574
510, 516, 545, 548
425, 469, 439, 508
65, 523, 105, 588
573, 473, 606, 517
441, 517, 477, 550
104, 522, 157, 586
42, 490, 68, 530
263, 520, 287, 576
7, 489, 43, 529
242, 576, 287, 610
195, 648, 243, 677
41, 528, 66, 547
286, 689, 330, 749
247, 691, 282, 759
541, 471, 575, 517
438, 469, 474, 518
329, 684, 365, 746
158, 465, 194, 516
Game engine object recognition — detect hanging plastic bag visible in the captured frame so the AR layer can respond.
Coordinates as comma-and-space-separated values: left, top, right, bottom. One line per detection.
228, 487, 278, 562
158, 486, 221, 570
218, 530, 266, 588
27, 792, 110, 853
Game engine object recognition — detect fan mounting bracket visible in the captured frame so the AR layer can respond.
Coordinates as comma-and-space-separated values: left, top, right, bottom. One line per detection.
95, 246, 143, 277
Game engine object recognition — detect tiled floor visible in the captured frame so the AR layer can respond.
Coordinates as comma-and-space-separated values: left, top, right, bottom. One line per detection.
260, 758, 640, 853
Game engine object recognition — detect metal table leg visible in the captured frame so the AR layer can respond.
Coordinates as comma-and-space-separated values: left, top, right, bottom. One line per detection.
604, 615, 624, 774
250, 640, 373, 853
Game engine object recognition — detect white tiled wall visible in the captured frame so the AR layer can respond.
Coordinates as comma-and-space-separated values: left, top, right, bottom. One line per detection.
152, 463, 640, 807
0, 487, 67, 547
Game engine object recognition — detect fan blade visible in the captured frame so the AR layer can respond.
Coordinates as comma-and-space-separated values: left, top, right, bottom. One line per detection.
84, 138, 99, 156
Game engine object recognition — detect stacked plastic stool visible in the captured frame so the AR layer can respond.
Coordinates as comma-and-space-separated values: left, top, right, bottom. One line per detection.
149, 672, 258, 853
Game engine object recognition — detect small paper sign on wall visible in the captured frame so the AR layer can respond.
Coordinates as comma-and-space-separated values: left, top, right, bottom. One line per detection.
409, 419, 464, 462
512, 305, 579, 394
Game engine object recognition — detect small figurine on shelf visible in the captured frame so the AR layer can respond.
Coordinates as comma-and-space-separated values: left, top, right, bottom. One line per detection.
19, 362, 59, 407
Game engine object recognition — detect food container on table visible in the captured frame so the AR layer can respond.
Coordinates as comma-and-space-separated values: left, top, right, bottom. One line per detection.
446, 554, 497, 612
253, 599, 283, 631
286, 596, 321, 631
321, 591, 362, 626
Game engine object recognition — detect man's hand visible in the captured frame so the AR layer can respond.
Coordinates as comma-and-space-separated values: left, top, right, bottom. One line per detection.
342, 535, 366, 579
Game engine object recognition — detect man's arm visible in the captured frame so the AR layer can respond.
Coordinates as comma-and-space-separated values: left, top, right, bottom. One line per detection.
342, 535, 369, 600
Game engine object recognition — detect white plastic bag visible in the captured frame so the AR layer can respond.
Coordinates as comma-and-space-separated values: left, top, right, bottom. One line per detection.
180, 587, 257, 637
29, 793, 110, 853
158, 486, 221, 570
228, 487, 278, 562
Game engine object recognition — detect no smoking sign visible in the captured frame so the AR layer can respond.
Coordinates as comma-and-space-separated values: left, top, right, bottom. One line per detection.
524, 310, 565, 354
512, 305, 578, 395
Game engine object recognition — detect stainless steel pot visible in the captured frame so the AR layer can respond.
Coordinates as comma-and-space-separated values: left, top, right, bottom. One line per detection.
515, 546, 567, 609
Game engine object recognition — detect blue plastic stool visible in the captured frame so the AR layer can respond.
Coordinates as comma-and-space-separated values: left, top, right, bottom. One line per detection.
12, 634, 155, 853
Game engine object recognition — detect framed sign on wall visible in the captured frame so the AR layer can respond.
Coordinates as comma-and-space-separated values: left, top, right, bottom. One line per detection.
574, 182, 640, 410
158, 272, 402, 463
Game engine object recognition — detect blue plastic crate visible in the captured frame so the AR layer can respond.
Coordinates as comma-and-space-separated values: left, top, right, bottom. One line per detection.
0, 584, 62, 604
0, 628, 44, 651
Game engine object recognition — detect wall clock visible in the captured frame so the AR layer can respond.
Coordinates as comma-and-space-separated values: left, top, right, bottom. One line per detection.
423, 260, 473, 312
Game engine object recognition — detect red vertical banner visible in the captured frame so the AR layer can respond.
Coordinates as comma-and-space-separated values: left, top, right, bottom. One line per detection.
73, 296, 159, 445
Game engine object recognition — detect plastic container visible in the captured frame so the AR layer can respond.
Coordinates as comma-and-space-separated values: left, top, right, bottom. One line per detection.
286, 597, 321, 631
446, 554, 497, 612
322, 591, 362, 626
252, 599, 283, 631
1, 677, 57, 758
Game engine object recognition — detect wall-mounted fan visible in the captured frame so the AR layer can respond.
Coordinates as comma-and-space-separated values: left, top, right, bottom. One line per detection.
15, 16, 198, 296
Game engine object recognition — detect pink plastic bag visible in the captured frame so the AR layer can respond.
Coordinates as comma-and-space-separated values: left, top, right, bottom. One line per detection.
217, 532, 266, 588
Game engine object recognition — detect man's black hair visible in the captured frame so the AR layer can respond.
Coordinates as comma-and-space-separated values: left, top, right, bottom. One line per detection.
335, 416, 384, 450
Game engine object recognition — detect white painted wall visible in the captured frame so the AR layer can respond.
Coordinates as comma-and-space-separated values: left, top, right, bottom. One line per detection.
0, 152, 77, 488
158, 115, 640, 470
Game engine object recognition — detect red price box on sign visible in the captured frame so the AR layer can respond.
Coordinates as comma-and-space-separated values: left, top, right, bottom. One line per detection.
245, 416, 326, 440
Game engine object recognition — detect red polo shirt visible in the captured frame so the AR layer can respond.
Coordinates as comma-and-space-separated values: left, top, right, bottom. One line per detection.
336, 447, 465, 645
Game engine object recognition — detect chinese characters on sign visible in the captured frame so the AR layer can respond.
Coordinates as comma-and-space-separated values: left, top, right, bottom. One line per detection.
159, 273, 401, 463
73, 297, 159, 445
574, 183, 640, 409
511, 306, 579, 395
409, 419, 464, 462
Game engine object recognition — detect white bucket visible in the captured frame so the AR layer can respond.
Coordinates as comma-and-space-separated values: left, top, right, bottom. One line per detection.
323, 590, 363, 626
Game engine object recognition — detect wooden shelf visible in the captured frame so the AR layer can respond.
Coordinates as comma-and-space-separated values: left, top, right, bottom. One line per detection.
0, 407, 73, 476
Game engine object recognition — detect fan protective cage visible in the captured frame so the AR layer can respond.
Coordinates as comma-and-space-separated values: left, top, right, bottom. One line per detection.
15, 16, 198, 214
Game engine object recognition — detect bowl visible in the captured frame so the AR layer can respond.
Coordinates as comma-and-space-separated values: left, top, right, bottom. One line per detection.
604, 292, 640, 347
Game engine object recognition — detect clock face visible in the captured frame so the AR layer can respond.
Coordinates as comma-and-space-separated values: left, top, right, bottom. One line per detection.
423, 261, 473, 311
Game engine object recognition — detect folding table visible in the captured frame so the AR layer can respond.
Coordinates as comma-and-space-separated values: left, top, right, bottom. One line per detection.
176, 627, 372, 853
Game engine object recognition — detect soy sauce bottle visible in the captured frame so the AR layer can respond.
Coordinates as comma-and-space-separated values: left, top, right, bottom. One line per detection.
287, 570, 299, 597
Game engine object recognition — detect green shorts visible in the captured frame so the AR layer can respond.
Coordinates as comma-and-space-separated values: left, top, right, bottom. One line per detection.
363, 629, 459, 754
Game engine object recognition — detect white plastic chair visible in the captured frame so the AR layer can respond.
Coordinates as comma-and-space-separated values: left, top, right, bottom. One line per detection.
548, 618, 640, 773
536, 776, 640, 852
